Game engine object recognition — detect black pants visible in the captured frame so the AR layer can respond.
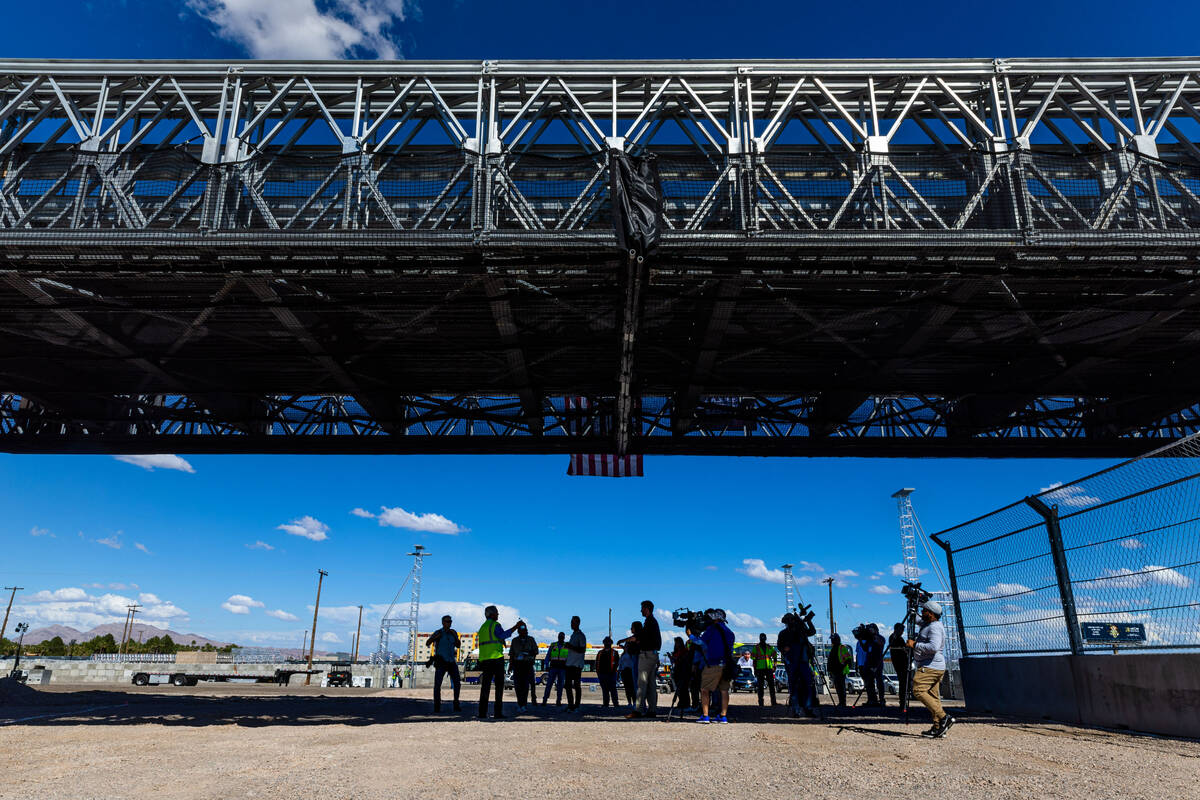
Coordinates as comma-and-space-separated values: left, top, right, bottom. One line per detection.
513, 661, 537, 707
689, 669, 702, 708
433, 660, 461, 710
832, 672, 847, 706
873, 665, 886, 705
755, 668, 777, 706
565, 666, 582, 708
893, 657, 910, 712
621, 667, 636, 704
598, 672, 619, 706
673, 666, 692, 708
861, 665, 878, 705
477, 658, 505, 717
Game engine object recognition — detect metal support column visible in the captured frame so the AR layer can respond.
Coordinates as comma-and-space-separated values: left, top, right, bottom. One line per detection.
1024, 495, 1084, 655
934, 539, 970, 658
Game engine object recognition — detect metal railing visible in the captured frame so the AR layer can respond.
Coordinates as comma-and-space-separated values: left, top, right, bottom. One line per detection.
932, 432, 1200, 655
90, 653, 176, 663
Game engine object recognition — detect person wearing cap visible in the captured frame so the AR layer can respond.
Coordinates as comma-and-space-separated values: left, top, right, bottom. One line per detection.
778, 611, 817, 717
696, 608, 736, 723
908, 600, 954, 738
628, 599, 662, 719
564, 615, 587, 713
595, 635, 621, 709
426, 614, 462, 713
476, 605, 522, 720
508, 621, 540, 713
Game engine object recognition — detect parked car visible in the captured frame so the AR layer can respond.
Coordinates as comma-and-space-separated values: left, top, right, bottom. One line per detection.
774, 665, 789, 692
846, 671, 865, 692
884, 675, 901, 695
731, 668, 757, 693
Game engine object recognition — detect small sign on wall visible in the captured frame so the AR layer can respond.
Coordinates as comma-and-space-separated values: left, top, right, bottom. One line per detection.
1080, 622, 1147, 644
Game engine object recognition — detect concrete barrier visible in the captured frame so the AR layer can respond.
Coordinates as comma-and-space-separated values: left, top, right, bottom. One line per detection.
961, 653, 1200, 738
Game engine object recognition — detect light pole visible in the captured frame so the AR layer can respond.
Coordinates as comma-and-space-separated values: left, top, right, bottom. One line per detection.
11, 622, 29, 677
822, 576, 836, 636
353, 605, 363, 663
1, 586, 23, 644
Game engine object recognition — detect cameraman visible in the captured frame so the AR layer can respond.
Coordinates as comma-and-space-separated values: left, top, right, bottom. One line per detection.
907, 600, 954, 738
778, 610, 817, 718
888, 622, 909, 714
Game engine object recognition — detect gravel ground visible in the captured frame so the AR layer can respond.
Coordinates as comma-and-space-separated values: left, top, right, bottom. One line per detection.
1, 683, 1196, 800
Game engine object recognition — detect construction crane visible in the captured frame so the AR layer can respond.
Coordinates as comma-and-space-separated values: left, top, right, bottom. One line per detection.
374, 545, 430, 674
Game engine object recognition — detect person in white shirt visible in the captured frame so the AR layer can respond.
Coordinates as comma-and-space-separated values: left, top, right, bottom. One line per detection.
908, 600, 954, 738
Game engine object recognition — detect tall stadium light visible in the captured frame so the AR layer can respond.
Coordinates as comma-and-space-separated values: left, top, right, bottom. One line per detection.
405, 546, 430, 681
780, 564, 797, 616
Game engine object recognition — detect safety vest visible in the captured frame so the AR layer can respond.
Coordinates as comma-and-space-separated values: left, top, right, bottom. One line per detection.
478, 619, 503, 661
751, 644, 776, 670
548, 642, 569, 662
836, 644, 853, 675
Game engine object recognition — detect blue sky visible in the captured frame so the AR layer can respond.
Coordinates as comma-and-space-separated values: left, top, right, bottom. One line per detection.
0, 0, 1179, 649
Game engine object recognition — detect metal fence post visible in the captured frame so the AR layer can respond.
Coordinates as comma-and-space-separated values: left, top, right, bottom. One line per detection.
1024, 495, 1084, 655
933, 537, 970, 657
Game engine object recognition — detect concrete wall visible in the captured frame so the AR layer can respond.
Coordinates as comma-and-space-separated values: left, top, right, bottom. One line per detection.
0, 658, 405, 688
962, 653, 1200, 739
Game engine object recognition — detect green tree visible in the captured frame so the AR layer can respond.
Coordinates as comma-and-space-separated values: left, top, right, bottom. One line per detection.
43, 636, 67, 656
160, 634, 176, 654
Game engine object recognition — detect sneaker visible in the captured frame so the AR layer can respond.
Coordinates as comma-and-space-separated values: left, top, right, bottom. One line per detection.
935, 716, 955, 739
920, 724, 940, 737
717, 716, 729, 724
696, 715, 711, 724
625, 711, 642, 719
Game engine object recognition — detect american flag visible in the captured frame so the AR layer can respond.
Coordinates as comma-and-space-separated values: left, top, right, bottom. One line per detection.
567, 453, 644, 478
565, 397, 643, 477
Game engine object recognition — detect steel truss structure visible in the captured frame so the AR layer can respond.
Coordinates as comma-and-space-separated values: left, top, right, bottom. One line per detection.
6, 58, 1200, 456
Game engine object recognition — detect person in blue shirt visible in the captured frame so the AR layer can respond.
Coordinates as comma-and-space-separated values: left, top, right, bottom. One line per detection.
696, 609, 735, 724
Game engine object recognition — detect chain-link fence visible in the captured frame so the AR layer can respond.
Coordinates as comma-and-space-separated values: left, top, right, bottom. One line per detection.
932, 433, 1200, 655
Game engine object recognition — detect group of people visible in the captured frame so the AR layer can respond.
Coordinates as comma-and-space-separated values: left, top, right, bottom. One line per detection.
422, 596, 954, 738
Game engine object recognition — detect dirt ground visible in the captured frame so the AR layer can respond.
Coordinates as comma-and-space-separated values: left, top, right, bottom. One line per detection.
1, 682, 1196, 800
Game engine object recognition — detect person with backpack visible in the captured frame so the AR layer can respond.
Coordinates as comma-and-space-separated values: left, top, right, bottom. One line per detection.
542, 631, 569, 707
696, 609, 736, 724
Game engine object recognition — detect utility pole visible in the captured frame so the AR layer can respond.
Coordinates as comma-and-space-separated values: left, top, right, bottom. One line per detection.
1, 586, 24, 644
822, 576, 836, 636
608, 608, 612, 640
301, 629, 308, 658
306, 569, 328, 685
353, 605, 363, 662
118, 608, 132, 655
120, 605, 141, 656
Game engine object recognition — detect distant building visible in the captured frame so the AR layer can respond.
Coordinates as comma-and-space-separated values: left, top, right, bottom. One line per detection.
413, 631, 477, 663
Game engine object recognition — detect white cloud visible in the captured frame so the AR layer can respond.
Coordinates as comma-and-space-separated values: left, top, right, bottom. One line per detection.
797, 561, 824, 572
16, 586, 187, 630
703, 565, 718, 571
1118, 538, 1146, 550
847, 602, 863, 609
350, 508, 374, 519
725, 610, 764, 629
362, 506, 467, 535
1039, 482, 1101, 508
544, 616, 559, 626
221, 594, 266, 615
1080, 565, 1192, 590
890, 562, 929, 577
987, 582, 1033, 597
187, 0, 413, 60
113, 454, 195, 473
277, 516, 329, 541
835, 569, 858, 578
134, 543, 152, 555
265, 609, 299, 621
246, 541, 275, 551
654, 608, 674, 626
737, 558, 786, 584
30, 526, 54, 538
96, 534, 122, 550
320, 631, 343, 644
869, 572, 883, 580
869, 585, 893, 595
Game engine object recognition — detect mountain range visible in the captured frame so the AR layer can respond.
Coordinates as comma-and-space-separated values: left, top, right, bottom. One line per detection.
17, 622, 231, 648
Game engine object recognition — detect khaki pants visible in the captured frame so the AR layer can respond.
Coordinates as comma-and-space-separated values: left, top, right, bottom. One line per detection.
911, 666, 945, 724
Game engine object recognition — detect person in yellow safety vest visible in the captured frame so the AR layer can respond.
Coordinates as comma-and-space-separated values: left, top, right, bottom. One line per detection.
476, 605, 523, 720
542, 632, 570, 707
751, 633, 779, 707
827, 632, 853, 708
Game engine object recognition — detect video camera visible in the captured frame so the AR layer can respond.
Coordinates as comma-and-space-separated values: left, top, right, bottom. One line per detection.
672, 607, 709, 633
900, 580, 932, 605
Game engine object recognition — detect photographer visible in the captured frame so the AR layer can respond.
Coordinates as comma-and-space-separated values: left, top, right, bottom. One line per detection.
778, 610, 817, 718
907, 600, 954, 738
426, 615, 462, 713
697, 609, 735, 724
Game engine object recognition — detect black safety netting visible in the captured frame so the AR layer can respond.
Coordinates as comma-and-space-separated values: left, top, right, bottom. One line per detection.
492, 152, 611, 232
